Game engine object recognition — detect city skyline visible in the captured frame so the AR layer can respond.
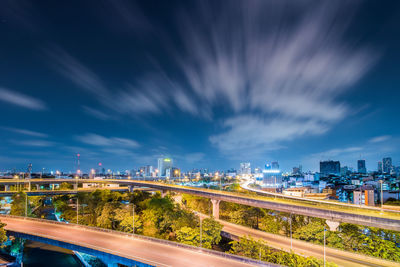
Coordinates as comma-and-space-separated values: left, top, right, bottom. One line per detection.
1, 1, 400, 172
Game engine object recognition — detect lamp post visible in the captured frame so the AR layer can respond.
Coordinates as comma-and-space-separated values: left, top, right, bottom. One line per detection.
323, 227, 326, 267
380, 180, 384, 209
25, 193, 28, 217
76, 197, 79, 224
199, 215, 202, 248
132, 203, 135, 234
289, 213, 292, 250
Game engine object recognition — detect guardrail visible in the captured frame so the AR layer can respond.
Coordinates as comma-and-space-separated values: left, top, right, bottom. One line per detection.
0, 215, 276, 267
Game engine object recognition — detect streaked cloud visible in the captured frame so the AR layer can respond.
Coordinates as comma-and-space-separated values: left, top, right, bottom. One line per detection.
2, 127, 48, 138
82, 106, 113, 121
0, 87, 47, 110
369, 135, 391, 143
10, 139, 55, 147
76, 133, 139, 149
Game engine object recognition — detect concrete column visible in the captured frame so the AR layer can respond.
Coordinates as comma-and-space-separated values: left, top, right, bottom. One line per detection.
36, 184, 40, 190
128, 185, 134, 193
161, 190, 167, 198
211, 199, 221, 219
73, 184, 78, 190
173, 195, 183, 206
28, 181, 31, 191
4, 185, 9, 192
51, 184, 55, 190
326, 220, 340, 231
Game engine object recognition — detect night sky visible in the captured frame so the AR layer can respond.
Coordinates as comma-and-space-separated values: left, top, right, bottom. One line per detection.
0, 0, 399, 173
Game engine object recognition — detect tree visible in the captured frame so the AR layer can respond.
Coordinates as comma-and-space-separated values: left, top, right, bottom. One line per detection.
10, 192, 30, 216
0, 221, 7, 247
58, 182, 72, 190
201, 218, 223, 249
176, 226, 200, 246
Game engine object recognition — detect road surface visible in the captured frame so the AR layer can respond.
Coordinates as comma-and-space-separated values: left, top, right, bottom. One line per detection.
0, 216, 267, 267
216, 217, 400, 267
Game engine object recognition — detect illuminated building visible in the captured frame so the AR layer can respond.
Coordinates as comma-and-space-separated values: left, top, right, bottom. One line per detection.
157, 157, 173, 177
320, 160, 340, 176
383, 157, 392, 173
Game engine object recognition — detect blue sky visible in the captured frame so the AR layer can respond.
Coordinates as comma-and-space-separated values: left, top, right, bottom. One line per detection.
0, 0, 399, 173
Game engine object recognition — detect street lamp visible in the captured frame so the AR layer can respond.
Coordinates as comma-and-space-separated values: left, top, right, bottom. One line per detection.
76, 197, 79, 224
380, 180, 384, 210
25, 193, 28, 217
199, 215, 202, 248
132, 203, 135, 234
289, 213, 292, 250
323, 227, 326, 267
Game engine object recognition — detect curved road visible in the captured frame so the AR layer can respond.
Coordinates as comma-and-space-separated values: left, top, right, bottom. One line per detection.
216, 217, 400, 267
0, 216, 267, 267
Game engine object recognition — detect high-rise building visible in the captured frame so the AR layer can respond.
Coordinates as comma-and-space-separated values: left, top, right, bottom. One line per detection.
271, 161, 280, 170
320, 160, 340, 176
240, 162, 251, 176
383, 157, 392, 173
157, 158, 173, 177
263, 162, 282, 187
357, 160, 366, 174
378, 161, 383, 173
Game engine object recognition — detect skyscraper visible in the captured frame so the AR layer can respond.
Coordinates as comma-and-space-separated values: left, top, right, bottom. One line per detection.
320, 160, 340, 175
357, 160, 366, 174
157, 158, 173, 177
240, 162, 251, 176
383, 157, 392, 173
378, 161, 383, 173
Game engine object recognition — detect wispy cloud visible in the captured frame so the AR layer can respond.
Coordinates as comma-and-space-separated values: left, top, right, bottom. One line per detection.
174, 1, 379, 156
2, 127, 48, 138
10, 139, 55, 147
210, 116, 328, 157
0, 88, 47, 110
76, 133, 139, 149
369, 135, 391, 143
82, 106, 113, 121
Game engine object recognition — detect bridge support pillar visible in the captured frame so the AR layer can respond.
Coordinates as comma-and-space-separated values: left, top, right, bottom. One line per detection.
161, 190, 167, 198
36, 184, 40, 191
4, 185, 9, 192
173, 194, 183, 206
28, 181, 31, 191
128, 185, 134, 193
73, 184, 78, 190
211, 199, 221, 219
326, 220, 340, 231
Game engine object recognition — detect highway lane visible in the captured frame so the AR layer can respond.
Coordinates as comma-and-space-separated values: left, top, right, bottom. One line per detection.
0, 216, 267, 267
215, 218, 400, 267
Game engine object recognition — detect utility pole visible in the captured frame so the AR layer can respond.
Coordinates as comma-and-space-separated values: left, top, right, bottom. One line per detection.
380, 180, 384, 209
323, 227, 326, 267
199, 215, 202, 248
25, 193, 28, 217
132, 203, 135, 234
290, 213, 292, 250
76, 197, 79, 224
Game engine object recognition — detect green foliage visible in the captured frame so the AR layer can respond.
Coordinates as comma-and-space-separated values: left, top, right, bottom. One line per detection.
10, 192, 30, 216
176, 217, 222, 249
182, 194, 210, 214
229, 236, 337, 267
58, 182, 73, 190
0, 221, 7, 247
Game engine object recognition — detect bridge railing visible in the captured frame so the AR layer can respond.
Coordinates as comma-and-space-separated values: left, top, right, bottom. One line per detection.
0, 215, 277, 267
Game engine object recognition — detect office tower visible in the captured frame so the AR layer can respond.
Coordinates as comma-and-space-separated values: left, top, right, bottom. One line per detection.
240, 162, 251, 175
271, 161, 280, 170
383, 157, 392, 173
157, 158, 173, 177
357, 160, 366, 174
263, 162, 282, 187
378, 161, 383, 173
320, 160, 340, 175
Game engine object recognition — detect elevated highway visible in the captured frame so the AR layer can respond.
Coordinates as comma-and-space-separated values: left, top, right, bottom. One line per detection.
0, 215, 269, 267
1, 178, 400, 231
